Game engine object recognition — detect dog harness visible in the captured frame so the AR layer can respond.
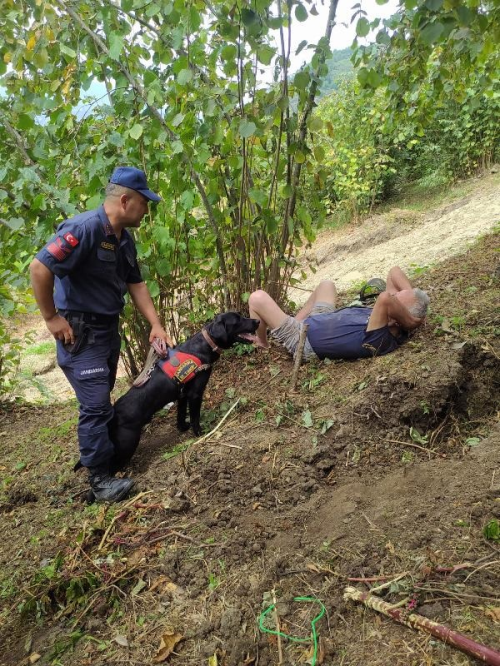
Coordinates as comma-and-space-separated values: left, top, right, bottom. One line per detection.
159, 350, 210, 385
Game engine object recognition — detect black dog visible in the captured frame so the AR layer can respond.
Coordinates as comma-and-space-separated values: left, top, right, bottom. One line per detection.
107, 312, 259, 472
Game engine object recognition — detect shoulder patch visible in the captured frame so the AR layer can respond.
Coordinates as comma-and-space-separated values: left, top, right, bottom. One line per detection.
46, 236, 75, 262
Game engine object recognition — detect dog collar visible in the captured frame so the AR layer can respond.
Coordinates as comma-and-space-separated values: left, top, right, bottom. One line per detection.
202, 328, 221, 355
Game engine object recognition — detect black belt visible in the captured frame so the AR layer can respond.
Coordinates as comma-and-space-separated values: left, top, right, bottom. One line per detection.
59, 310, 120, 325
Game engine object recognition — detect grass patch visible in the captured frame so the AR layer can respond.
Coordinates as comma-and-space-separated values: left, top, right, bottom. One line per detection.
23, 340, 55, 357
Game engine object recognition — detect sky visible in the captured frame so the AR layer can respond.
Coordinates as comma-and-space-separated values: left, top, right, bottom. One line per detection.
295, 0, 399, 50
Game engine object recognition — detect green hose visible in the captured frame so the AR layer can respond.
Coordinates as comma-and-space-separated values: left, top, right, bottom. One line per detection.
258, 596, 326, 666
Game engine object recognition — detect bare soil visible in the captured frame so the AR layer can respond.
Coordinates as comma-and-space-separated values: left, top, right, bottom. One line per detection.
0, 173, 499, 666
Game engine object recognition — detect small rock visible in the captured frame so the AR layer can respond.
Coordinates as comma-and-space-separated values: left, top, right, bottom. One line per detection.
220, 607, 242, 635
333, 440, 347, 451
167, 498, 190, 513
417, 602, 445, 620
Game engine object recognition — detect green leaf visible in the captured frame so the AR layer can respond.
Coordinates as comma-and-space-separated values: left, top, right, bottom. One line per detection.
148, 281, 160, 298
129, 124, 143, 140
295, 4, 308, 22
5, 218, 24, 231
302, 410, 313, 428
295, 150, 306, 164
308, 117, 323, 132
131, 579, 147, 596
257, 45, 276, 66
221, 44, 237, 61
60, 44, 77, 59
171, 113, 184, 127
455, 6, 474, 27
376, 30, 391, 46
241, 8, 258, 26
17, 114, 34, 130
248, 188, 268, 206
155, 258, 170, 277
420, 22, 444, 45
177, 68, 193, 85
109, 33, 124, 61
180, 190, 194, 209
356, 17, 370, 38
239, 120, 257, 139
294, 70, 310, 91
295, 40, 308, 55
87, 194, 102, 209
264, 212, 278, 234
313, 146, 325, 161
145, 2, 161, 17
425, 0, 443, 11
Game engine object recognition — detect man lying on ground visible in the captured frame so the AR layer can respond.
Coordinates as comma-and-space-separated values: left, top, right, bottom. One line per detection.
248, 266, 429, 361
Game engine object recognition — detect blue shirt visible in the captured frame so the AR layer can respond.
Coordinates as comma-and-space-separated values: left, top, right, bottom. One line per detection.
35, 206, 143, 316
305, 307, 405, 360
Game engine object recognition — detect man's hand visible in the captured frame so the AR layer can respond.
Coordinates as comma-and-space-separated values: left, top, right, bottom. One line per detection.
149, 324, 173, 348
46, 314, 74, 344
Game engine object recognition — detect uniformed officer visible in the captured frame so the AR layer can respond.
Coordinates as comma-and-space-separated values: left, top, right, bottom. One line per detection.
30, 167, 172, 502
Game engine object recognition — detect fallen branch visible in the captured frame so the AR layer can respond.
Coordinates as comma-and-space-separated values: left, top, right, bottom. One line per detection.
385, 439, 444, 457
344, 586, 500, 666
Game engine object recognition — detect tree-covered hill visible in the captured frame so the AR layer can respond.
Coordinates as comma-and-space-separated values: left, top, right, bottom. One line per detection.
320, 46, 354, 95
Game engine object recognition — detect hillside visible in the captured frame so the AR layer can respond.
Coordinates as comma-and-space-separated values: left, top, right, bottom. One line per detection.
0, 172, 499, 666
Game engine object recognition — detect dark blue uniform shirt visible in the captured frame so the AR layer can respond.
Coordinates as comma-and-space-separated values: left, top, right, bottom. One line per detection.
35, 206, 143, 315
305, 306, 406, 360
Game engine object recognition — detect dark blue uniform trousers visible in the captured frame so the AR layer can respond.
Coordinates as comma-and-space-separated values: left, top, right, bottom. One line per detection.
57, 325, 121, 468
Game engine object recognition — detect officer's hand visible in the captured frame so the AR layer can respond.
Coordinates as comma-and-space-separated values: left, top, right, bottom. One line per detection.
46, 314, 75, 344
149, 324, 173, 348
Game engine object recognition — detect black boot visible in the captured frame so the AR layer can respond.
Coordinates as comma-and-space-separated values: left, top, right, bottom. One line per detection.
88, 466, 135, 503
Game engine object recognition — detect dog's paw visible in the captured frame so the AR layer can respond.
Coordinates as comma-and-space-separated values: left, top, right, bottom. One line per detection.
192, 426, 202, 437
177, 421, 191, 432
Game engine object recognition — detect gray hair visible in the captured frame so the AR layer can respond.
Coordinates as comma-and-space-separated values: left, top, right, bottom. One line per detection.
105, 182, 132, 198
408, 288, 430, 318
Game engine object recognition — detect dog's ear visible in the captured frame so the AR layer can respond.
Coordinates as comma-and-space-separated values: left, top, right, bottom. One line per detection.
207, 312, 242, 348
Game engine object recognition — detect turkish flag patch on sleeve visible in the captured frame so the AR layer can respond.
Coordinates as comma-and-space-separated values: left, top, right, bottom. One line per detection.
63, 232, 79, 247
47, 235, 77, 261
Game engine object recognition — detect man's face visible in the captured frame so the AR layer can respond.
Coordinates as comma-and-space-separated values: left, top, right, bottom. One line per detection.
122, 192, 150, 227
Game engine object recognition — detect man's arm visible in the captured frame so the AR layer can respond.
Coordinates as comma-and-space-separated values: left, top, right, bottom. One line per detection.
29, 258, 74, 343
127, 281, 173, 346
366, 291, 423, 332
386, 266, 413, 295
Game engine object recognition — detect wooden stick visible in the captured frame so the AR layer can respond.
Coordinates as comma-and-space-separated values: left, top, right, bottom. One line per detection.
344, 586, 500, 666
291, 323, 309, 390
272, 588, 284, 665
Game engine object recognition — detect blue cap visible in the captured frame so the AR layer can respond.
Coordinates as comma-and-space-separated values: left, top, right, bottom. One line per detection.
109, 166, 161, 202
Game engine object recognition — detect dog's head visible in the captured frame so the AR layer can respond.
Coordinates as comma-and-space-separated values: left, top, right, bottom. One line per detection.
206, 312, 260, 349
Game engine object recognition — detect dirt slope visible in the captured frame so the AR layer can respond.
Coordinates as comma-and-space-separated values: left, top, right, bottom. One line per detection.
292, 170, 500, 297
1, 174, 499, 666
